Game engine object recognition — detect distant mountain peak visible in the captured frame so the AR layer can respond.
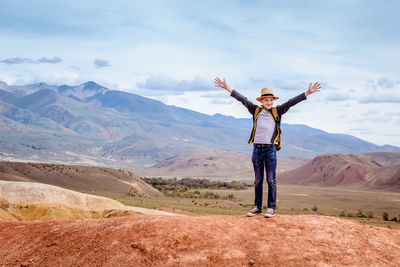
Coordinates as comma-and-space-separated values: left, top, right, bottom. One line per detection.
82, 81, 107, 91
25, 82, 55, 90
0, 80, 8, 89
28, 82, 50, 87
57, 81, 109, 102
213, 113, 233, 118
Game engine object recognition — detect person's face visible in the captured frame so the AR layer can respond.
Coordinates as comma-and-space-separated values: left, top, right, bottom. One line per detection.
260, 97, 275, 109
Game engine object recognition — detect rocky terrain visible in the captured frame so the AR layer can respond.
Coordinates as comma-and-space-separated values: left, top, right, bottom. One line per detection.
0, 214, 399, 266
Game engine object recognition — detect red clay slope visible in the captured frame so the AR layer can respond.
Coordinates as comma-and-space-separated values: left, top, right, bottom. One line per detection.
279, 154, 382, 187
1, 214, 399, 266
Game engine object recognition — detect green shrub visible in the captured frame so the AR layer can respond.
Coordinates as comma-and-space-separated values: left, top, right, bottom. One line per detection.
339, 210, 346, 217
367, 211, 374, 219
142, 177, 250, 191
390, 217, 398, 222
355, 208, 366, 218
382, 212, 389, 221
311, 205, 318, 212
347, 213, 354, 218
223, 193, 235, 200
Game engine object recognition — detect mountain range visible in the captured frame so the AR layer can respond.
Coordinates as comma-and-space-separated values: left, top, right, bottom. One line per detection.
0, 80, 399, 169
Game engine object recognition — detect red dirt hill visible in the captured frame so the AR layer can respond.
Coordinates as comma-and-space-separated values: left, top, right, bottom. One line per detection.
364, 163, 400, 189
278, 153, 400, 188
1, 214, 399, 266
359, 152, 400, 167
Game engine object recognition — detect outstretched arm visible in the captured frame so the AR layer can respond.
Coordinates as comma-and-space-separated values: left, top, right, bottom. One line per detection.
214, 77, 233, 93
305, 82, 321, 97
277, 82, 322, 116
214, 77, 257, 115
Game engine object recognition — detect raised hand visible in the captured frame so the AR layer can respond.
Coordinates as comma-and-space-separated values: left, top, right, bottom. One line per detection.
305, 82, 321, 96
214, 77, 232, 93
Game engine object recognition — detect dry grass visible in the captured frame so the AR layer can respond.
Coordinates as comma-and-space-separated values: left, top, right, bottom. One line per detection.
96, 185, 400, 229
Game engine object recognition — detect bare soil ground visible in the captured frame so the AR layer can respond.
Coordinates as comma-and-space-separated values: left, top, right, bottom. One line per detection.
1, 214, 399, 266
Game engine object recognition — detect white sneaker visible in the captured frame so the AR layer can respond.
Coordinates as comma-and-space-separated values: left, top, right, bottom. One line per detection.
246, 207, 262, 217
264, 208, 275, 218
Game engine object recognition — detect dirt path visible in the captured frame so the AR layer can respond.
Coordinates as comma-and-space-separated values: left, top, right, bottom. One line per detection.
127, 206, 185, 216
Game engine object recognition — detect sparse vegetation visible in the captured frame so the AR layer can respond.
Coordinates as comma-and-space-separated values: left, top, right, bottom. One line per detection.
142, 177, 250, 191
311, 205, 318, 212
383, 212, 389, 221
355, 209, 366, 218
141, 177, 248, 200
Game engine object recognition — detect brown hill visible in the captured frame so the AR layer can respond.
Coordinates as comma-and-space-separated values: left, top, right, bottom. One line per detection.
135, 148, 308, 178
135, 148, 253, 178
0, 161, 161, 196
364, 163, 400, 190
359, 152, 400, 167
279, 154, 383, 187
277, 156, 309, 173
1, 214, 399, 266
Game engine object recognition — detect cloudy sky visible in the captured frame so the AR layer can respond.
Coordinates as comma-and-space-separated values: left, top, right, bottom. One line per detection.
1, 0, 400, 146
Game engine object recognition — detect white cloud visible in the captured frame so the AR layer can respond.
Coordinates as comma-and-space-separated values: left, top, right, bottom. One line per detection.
137, 75, 216, 92
359, 77, 400, 103
201, 92, 229, 98
325, 93, 351, 102
94, 59, 111, 69
11, 71, 81, 86
0, 57, 62, 64
37, 57, 62, 64
211, 98, 234, 105
364, 77, 398, 92
359, 95, 400, 104
377, 77, 395, 88
271, 79, 308, 91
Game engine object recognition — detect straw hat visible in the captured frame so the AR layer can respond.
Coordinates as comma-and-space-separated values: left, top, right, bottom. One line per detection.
256, 87, 279, 101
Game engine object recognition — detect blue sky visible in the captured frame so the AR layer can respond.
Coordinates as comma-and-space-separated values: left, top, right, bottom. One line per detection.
1, 0, 400, 146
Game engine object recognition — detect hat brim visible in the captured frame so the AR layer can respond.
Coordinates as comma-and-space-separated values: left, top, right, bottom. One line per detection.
257, 96, 279, 101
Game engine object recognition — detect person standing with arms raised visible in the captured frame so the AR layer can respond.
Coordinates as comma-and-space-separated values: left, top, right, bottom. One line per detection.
214, 77, 321, 218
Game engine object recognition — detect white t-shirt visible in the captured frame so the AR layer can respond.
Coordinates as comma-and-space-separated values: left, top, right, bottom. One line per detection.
253, 109, 275, 144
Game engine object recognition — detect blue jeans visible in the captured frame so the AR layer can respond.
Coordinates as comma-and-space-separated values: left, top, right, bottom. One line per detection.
251, 144, 277, 210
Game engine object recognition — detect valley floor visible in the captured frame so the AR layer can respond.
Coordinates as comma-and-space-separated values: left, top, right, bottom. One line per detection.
95, 184, 400, 230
